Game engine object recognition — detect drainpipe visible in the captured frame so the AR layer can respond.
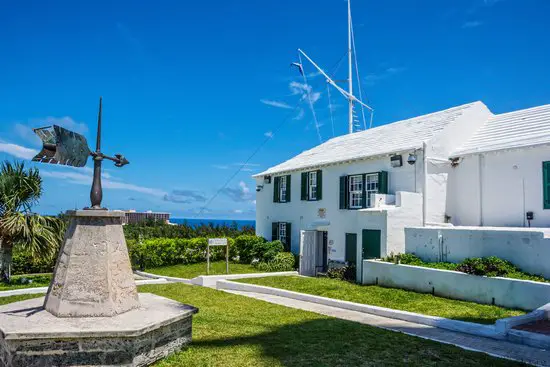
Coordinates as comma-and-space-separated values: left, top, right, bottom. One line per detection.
422, 142, 428, 226
479, 154, 484, 226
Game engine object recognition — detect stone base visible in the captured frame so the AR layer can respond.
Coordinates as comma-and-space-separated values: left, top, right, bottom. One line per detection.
0, 294, 198, 367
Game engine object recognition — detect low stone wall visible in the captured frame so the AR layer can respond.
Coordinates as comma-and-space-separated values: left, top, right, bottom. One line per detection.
361, 260, 550, 311
405, 226, 550, 278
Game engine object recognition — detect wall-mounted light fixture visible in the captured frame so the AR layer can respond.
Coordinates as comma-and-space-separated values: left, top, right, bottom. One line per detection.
390, 155, 403, 167
256, 185, 264, 192
264, 175, 271, 184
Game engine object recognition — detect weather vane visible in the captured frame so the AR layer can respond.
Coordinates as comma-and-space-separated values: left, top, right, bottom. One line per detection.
32, 97, 129, 209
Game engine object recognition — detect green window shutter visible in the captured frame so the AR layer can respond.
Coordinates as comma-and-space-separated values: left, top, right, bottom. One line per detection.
286, 175, 292, 202
378, 171, 388, 194
301, 172, 308, 200
272, 222, 279, 241
361, 174, 367, 208
544, 162, 550, 209
273, 176, 280, 203
339, 176, 348, 209
285, 222, 292, 251
316, 170, 323, 200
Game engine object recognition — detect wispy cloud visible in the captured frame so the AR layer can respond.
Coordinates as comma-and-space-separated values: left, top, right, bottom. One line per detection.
260, 99, 292, 109
264, 131, 274, 138
365, 67, 407, 86
163, 189, 207, 204
293, 108, 305, 121
462, 20, 483, 28
116, 22, 142, 51
40, 169, 167, 197
220, 181, 254, 203
0, 142, 37, 160
212, 164, 230, 170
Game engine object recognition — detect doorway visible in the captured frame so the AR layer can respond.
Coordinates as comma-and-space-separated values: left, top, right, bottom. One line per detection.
362, 229, 381, 259
345, 233, 357, 264
316, 231, 328, 273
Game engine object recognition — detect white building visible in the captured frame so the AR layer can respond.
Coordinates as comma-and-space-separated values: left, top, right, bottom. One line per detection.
254, 101, 550, 276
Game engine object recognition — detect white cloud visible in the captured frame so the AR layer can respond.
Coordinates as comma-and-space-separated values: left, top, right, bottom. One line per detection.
260, 99, 292, 109
462, 21, 483, 28
0, 142, 37, 159
264, 131, 274, 138
41, 169, 167, 197
293, 109, 305, 121
365, 67, 407, 86
220, 181, 254, 203
289, 81, 312, 95
212, 164, 229, 170
233, 209, 243, 214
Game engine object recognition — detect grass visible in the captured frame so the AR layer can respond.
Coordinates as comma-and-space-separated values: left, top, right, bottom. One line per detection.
147, 261, 266, 279
235, 276, 525, 324
0, 274, 52, 291
0, 284, 525, 366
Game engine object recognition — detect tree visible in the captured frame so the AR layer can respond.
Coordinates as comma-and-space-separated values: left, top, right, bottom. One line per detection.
0, 161, 64, 281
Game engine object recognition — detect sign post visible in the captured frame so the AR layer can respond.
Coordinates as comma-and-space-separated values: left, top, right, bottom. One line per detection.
207, 238, 229, 275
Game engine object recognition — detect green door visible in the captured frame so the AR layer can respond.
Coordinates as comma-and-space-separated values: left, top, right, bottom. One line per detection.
345, 233, 357, 264
362, 229, 381, 259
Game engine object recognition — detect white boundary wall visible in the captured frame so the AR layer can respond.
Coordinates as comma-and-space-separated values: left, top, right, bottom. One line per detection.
405, 226, 550, 278
362, 260, 550, 311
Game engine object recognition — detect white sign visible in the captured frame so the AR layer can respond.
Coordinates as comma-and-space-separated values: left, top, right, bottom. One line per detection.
208, 238, 228, 246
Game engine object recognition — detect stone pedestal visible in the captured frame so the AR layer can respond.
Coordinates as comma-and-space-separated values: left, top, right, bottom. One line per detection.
0, 294, 197, 367
44, 210, 140, 317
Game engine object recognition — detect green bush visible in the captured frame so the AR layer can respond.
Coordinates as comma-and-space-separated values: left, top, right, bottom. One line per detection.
251, 240, 284, 263
381, 253, 548, 283
254, 252, 295, 272
327, 265, 356, 282
12, 250, 57, 275
234, 235, 266, 263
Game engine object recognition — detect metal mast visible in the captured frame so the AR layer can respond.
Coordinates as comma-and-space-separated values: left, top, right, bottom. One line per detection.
347, 0, 353, 134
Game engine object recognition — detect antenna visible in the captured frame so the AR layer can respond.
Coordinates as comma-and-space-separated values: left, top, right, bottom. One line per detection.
293, 0, 373, 135
348, 0, 353, 134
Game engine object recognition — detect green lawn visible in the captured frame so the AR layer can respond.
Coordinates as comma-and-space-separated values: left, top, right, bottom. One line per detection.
147, 261, 266, 279
0, 274, 52, 292
0, 284, 524, 366
235, 276, 525, 324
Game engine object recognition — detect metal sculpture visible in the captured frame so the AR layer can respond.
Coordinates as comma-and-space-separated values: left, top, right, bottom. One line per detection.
32, 97, 129, 209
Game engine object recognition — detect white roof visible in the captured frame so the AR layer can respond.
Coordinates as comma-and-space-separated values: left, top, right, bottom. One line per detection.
255, 101, 483, 177
451, 104, 550, 157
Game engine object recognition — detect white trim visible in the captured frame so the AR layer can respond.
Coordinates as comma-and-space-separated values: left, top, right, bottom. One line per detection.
279, 176, 287, 202
308, 171, 317, 200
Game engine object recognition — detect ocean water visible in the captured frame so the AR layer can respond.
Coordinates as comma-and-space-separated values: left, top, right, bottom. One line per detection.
170, 218, 255, 229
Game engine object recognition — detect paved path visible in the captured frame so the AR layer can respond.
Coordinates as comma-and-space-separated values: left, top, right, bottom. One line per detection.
225, 290, 550, 367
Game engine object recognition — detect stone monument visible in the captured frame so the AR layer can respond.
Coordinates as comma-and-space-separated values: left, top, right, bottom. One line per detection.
0, 98, 197, 367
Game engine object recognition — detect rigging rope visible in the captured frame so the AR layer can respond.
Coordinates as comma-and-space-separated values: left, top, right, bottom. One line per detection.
299, 53, 323, 144
350, 14, 368, 131
326, 83, 336, 137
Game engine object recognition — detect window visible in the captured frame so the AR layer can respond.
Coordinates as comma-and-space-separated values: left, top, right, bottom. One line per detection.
340, 171, 388, 210
349, 175, 363, 208
279, 176, 287, 202
365, 173, 379, 208
279, 222, 287, 243
301, 170, 322, 201
544, 161, 550, 209
308, 171, 317, 200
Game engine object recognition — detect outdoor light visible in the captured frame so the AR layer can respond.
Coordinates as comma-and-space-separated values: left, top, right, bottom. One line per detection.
407, 153, 417, 165
256, 185, 264, 192
390, 155, 403, 167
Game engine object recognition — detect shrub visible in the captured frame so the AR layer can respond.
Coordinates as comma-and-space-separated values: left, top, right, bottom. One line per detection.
12, 250, 57, 275
251, 240, 284, 263
327, 265, 356, 282
254, 252, 295, 272
234, 235, 266, 263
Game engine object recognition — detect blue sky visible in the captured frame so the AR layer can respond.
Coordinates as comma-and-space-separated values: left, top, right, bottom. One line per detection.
1, 0, 549, 219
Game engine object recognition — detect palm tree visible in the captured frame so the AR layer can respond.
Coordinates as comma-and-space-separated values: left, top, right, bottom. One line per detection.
0, 161, 64, 281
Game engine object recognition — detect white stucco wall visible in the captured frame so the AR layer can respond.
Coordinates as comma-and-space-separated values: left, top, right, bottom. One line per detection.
362, 260, 550, 310
405, 226, 550, 278
255, 152, 424, 261
449, 145, 550, 227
